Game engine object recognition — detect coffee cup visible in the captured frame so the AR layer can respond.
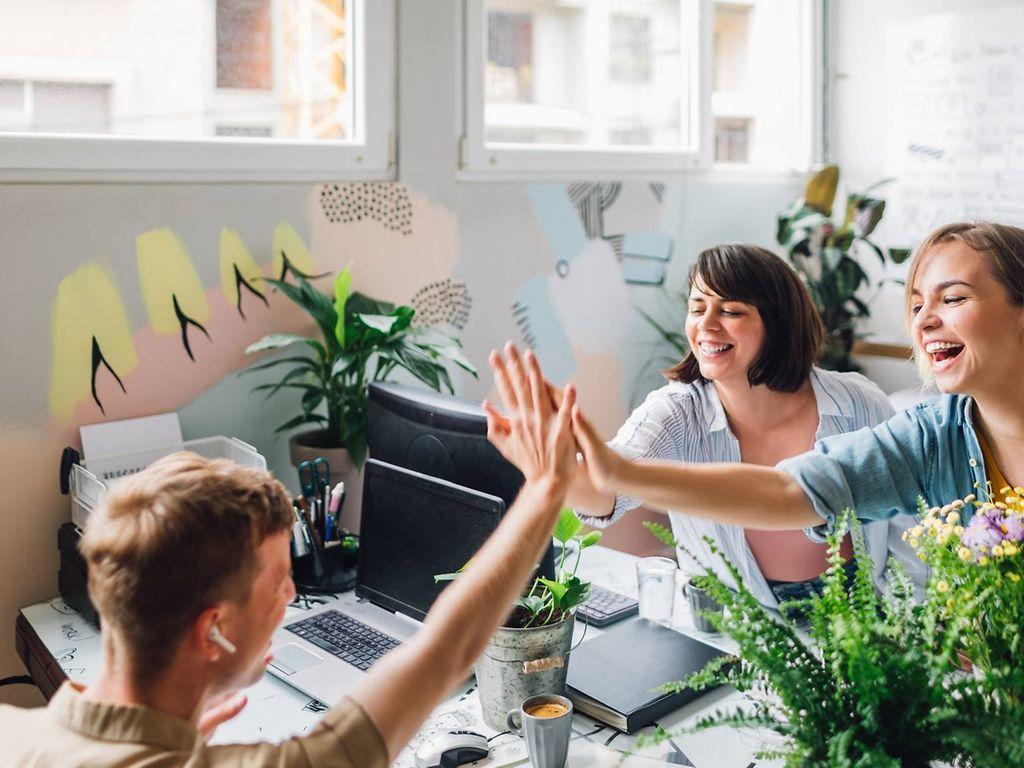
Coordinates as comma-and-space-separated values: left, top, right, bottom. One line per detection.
506, 694, 573, 768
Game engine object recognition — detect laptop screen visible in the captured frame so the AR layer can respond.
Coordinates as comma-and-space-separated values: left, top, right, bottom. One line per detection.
355, 459, 505, 621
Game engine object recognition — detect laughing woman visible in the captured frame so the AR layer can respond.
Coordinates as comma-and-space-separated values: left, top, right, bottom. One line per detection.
487, 243, 922, 611
554, 222, 1024, 551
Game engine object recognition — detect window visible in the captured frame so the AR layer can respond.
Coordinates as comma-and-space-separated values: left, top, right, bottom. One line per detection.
463, 0, 821, 178
0, 0, 395, 181
711, 0, 818, 170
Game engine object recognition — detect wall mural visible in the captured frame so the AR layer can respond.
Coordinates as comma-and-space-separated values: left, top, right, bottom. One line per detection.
47, 183, 470, 427
512, 182, 678, 386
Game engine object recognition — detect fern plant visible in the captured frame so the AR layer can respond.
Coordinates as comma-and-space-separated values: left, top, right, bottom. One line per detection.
643, 513, 1024, 767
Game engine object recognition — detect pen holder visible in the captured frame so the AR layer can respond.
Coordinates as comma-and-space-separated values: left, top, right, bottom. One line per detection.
292, 537, 359, 595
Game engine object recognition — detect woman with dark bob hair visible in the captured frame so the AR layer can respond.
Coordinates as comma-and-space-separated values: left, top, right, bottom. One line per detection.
487, 243, 921, 610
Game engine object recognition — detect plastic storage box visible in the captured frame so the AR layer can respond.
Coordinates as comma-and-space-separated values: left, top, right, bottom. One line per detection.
69, 436, 266, 530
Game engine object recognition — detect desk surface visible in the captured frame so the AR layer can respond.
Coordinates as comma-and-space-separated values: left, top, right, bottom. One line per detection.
18, 546, 783, 767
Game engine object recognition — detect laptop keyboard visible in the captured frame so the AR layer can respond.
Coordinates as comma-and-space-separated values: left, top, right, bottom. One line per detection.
577, 584, 639, 627
284, 609, 401, 671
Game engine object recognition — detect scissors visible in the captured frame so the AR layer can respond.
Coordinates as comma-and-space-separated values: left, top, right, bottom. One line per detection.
298, 457, 330, 500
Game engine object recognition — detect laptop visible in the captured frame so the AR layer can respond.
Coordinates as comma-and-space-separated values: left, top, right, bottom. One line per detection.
267, 458, 505, 703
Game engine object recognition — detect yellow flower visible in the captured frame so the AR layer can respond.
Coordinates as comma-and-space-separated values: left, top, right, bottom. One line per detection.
946, 511, 961, 525
1003, 543, 1019, 557
946, 597, 956, 609
910, 525, 924, 538
959, 547, 972, 561
936, 580, 950, 594
980, 556, 990, 566
1009, 573, 1021, 583
909, 537, 920, 548
965, 494, 976, 504
937, 533, 950, 545
992, 545, 1005, 557
954, 525, 965, 536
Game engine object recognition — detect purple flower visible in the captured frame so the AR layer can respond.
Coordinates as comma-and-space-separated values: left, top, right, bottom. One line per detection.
1002, 513, 1024, 543
962, 513, 1003, 554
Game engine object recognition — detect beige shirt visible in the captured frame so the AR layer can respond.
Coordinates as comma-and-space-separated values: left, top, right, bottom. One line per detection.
0, 682, 388, 767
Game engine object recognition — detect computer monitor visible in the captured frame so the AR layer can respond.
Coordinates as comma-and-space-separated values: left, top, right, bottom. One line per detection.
367, 381, 556, 579
356, 459, 505, 620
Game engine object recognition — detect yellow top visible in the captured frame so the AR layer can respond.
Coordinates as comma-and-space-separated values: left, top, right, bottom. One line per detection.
977, 428, 1012, 506
0, 681, 387, 768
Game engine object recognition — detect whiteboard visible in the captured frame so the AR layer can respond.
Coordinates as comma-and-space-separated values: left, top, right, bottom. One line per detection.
887, 5, 1024, 241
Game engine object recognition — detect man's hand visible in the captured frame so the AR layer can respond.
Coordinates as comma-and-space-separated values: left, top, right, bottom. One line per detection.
486, 342, 576, 488
197, 691, 248, 742
571, 401, 627, 494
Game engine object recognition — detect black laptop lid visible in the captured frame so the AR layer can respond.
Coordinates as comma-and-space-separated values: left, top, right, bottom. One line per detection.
355, 459, 505, 621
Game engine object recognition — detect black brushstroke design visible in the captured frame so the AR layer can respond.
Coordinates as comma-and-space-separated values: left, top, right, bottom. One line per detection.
172, 293, 211, 361
233, 263, 269, 319
277, 250, 330, 283
91, 335, 126, 415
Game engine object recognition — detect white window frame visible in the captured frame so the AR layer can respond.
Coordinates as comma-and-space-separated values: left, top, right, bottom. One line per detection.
460, 0, 826, 181
0, 0, 396, 182
459, 0, 713, 180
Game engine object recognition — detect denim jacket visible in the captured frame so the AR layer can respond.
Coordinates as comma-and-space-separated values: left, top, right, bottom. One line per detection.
778, 394, 988, 542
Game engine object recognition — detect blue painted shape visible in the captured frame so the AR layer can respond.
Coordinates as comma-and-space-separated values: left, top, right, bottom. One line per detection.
621, 259, 668, 286
512, 274, 575, 384
527, 184, 588, 264
621, 232, 674, 262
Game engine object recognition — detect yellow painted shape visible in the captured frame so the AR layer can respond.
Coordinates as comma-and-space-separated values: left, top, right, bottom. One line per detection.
219, 227, 264, 307
137, 227, 209, 333
49, 262, 137, 419
272, 221, 315, 277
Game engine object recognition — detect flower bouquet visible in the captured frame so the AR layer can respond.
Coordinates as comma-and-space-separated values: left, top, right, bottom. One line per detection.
908, 490, 1024, 704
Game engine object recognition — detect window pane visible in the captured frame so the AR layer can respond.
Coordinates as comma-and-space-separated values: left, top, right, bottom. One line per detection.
484, 0, 686, 150
712, 0, 811, 168
0, 0, 356, 141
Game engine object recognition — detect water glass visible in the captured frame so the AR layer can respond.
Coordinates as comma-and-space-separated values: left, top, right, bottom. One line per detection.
636, 556, 677, 624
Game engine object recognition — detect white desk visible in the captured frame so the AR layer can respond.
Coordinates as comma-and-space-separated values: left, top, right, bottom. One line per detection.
20, 546, 783, 767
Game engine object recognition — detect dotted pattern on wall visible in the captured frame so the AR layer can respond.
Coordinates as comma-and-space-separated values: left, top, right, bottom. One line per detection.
319, 183, 414, 235
410, 279, 472, 330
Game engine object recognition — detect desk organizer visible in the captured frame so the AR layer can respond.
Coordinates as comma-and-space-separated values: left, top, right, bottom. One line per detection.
69, 436, 265, 529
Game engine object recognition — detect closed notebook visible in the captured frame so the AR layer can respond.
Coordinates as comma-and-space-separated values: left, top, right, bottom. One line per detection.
566, 618, 732, 733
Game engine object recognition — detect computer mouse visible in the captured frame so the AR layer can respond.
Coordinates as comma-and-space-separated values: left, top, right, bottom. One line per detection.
413, 729, 490, 768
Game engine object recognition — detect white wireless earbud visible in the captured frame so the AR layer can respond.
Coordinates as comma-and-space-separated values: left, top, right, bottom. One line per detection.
208, 624, 237, 655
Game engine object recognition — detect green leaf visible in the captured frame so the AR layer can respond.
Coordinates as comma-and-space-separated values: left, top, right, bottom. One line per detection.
516, 595, 545, 615
538, 577, 568, 603
238, 354, 319, 375
579, 530, 603, 549
301, 387, 324, 414
345, 291, 395, 319
356, 313, 402, 334
333, 266, 352, 348
273, 412, 327, 434
552, 508, 583, 544
854, 198, 885, 237
643, 520, 678, 548
889, 247, 912, 264
245, 333, 310, 354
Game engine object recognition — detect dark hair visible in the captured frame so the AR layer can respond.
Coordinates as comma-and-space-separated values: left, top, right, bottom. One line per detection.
665, 243, 824, 392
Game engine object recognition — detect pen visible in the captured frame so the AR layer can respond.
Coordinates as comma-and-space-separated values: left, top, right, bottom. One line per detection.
297, 496, 323, 551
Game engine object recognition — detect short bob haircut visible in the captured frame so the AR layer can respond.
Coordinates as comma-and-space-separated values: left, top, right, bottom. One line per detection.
665, 243, 824, 392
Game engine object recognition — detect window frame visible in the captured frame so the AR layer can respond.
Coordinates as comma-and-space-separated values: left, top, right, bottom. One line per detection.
0, 0, 396, 182
460, 0, 713, 180
460, 0, 827, 181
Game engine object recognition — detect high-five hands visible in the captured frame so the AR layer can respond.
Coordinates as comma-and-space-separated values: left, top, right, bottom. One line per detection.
484, 343, 577, 489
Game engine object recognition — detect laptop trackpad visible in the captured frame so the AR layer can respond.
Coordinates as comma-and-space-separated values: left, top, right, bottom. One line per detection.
270, 643, 324, 676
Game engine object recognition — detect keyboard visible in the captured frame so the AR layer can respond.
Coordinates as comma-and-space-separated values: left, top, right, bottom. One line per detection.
285, 609, 401, 671
577, 584, 639, 627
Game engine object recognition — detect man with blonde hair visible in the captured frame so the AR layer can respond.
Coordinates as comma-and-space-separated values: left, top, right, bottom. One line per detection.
0, 352, 576, 767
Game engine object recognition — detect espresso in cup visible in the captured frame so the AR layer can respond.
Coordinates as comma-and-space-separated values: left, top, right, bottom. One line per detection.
525, 701, 569, 719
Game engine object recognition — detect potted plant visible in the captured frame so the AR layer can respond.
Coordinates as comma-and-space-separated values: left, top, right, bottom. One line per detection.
911, 493, 1024, 706
643, 511, 1023, 767
777, 165, 912, 372
437, 508, 601, 730
242, 267, 476, 511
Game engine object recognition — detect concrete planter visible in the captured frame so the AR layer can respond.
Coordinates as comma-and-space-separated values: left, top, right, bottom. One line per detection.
288, 430, 363, 532
474, 613, 575, 731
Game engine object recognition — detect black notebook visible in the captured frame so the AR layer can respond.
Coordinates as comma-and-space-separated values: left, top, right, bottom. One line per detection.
566, 618, 733, 733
